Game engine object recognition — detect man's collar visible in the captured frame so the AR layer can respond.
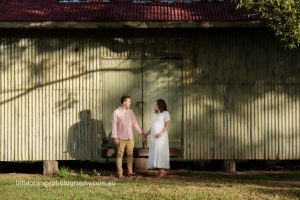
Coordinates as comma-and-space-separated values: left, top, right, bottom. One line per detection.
119, 106, 128, 111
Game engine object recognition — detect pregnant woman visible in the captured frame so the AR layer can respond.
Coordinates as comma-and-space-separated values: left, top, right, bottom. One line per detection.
145, 99, 171, 178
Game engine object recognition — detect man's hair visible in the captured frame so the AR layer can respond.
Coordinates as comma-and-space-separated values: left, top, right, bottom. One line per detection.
121, 95, 131, 104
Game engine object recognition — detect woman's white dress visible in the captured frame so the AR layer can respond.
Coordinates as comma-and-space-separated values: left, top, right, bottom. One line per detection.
147, 111, 170, 169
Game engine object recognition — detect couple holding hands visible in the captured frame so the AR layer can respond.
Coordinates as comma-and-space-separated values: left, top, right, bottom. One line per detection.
111, 95, 170, 178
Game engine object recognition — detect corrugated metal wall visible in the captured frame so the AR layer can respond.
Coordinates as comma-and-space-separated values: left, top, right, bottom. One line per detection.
102, 58, 183, 148
0, 30, 184, 161
184, 83, 300, 160
183, 30, 300, 160
0, 34, 104, 161
1, 29, 300, 161
102, 58, 143, 146
142, 58, 183, 148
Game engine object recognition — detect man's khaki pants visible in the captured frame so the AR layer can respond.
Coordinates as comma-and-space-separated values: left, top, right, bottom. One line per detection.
117, 139, 134, 175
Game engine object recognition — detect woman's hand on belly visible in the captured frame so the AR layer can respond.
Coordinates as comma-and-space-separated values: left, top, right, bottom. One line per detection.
155, 132, 163, 139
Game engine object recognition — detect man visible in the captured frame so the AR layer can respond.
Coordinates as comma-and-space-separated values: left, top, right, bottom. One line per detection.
111, 95, 145, 178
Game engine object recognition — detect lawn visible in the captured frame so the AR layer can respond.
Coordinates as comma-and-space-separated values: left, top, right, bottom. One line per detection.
0, 170, 299, 200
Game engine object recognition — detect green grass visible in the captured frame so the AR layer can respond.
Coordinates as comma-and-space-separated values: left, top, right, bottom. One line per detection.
92, 169, 102, 177
56, 166, 72, 178
0, 171, 299, 200
78, 169, 90, 179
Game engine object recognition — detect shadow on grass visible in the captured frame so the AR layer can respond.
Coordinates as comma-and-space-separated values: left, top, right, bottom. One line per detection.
252, 187, 300, 200
177, 170, 300, 181
157, 170, 300, 199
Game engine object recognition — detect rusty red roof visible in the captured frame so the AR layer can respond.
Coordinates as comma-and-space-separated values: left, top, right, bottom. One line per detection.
0, 0, 251, 22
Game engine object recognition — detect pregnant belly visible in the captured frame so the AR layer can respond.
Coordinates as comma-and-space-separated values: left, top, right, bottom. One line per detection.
151, 121, 164, 134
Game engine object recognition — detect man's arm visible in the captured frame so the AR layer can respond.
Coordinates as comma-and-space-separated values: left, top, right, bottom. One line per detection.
132, 111, 143, 135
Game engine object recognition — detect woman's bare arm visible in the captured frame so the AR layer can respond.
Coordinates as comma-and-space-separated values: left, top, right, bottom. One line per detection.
155, 121, 170, 139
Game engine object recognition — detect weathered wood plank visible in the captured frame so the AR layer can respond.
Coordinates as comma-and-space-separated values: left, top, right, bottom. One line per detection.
43, 160, 58, 176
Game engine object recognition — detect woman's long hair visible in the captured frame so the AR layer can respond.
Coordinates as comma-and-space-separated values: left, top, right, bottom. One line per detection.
156, 99, 168, 113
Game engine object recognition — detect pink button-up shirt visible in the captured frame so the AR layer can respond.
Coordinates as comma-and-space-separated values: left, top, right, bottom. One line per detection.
111, 107, 142, 140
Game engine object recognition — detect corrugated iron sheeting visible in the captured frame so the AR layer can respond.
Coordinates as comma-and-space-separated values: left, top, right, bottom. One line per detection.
184, 84, 300, 160
0, 36, 104, 161
1, 29, 300, 161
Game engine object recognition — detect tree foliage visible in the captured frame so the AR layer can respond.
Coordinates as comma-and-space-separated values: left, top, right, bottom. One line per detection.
238, 0, 300, 49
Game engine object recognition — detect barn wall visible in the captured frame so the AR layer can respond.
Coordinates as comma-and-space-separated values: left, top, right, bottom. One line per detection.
0, 29, 184, 161
0, 34, 104, 161
184, 30, 300, 160
0, 29, 299, 161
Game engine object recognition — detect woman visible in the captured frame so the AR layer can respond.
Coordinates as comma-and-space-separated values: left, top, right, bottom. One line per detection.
145, 99, 170, 178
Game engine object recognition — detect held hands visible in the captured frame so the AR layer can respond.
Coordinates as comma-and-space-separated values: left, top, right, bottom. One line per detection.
140, 132, 148, 139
